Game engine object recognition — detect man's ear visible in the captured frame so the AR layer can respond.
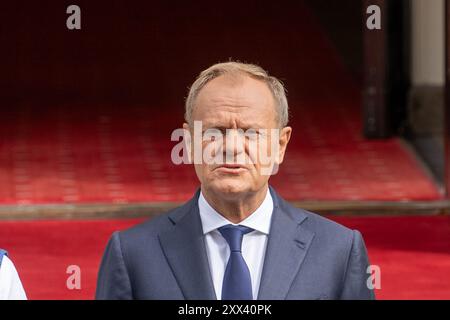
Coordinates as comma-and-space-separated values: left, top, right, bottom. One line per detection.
277, 126, 292, 164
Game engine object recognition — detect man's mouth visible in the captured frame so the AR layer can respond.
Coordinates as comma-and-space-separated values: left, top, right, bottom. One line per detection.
214, 164, 248, 173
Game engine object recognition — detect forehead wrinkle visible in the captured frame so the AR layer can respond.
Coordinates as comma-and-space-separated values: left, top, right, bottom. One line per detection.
196, 74, 273, 109
208, 95, 254, 110
199, 97, 273, 129
193, 74, 278, 128
202, 112, 267, 130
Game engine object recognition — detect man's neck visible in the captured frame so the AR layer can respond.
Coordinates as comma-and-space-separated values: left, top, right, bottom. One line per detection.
200, 185, 269, 224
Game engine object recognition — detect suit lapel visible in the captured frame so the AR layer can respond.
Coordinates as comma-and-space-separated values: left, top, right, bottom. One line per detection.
257, 187, 315, 299
158, 191, 216, 300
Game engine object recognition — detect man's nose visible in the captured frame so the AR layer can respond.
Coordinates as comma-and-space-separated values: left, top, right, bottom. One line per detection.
224, 129, 245, 158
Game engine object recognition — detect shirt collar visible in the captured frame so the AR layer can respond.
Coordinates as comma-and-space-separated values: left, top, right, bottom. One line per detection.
198, 188, 274, 235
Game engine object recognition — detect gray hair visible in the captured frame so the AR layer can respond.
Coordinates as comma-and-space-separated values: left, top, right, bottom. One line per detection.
185, 61, 289, 127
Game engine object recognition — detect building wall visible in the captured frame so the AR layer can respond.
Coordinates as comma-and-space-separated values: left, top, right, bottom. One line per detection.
411, 0, 445, 86
408, 0, 445, 184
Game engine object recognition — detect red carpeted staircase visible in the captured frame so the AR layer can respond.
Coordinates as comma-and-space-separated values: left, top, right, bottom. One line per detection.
0, 0, 442, 205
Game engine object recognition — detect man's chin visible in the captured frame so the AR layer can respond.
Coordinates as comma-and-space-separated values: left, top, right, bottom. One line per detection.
208, 180, 251, 198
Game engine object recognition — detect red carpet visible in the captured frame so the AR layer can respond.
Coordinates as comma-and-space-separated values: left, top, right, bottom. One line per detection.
0, 104, 441, 205
0, 102, 441, 204
0, 215, 449, 300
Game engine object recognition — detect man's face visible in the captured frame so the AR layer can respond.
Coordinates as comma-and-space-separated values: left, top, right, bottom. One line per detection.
184, 74, 291, 200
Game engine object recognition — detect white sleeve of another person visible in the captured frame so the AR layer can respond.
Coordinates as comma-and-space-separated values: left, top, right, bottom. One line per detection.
0, 256, 27, 300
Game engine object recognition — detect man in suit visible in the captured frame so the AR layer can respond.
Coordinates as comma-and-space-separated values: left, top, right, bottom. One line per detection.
96, 62, 375, 300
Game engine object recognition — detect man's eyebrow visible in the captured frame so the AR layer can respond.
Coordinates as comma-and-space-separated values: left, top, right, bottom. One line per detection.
202, 122, 266, 130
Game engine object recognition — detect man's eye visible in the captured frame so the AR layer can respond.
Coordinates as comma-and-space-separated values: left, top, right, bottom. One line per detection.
245, 130, 260, 139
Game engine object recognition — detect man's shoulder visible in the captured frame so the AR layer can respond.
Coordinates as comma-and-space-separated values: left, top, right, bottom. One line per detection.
271, 186, 353, 235
302, 208, 353, 237
117, 198, 194, 245
278, 196, 355, 244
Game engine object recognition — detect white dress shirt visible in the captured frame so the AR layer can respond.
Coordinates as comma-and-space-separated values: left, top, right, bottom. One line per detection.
198, 188, 274, 300
0, 256, 27, 300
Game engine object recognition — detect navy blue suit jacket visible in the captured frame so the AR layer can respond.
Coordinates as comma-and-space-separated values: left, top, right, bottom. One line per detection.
96, 186, 375, 299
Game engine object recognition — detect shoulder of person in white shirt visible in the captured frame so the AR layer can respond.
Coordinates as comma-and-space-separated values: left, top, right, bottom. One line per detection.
0, 250, 27, 300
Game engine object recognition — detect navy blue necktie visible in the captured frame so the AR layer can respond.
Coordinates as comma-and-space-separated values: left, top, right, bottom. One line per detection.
218, 224, 254, 300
